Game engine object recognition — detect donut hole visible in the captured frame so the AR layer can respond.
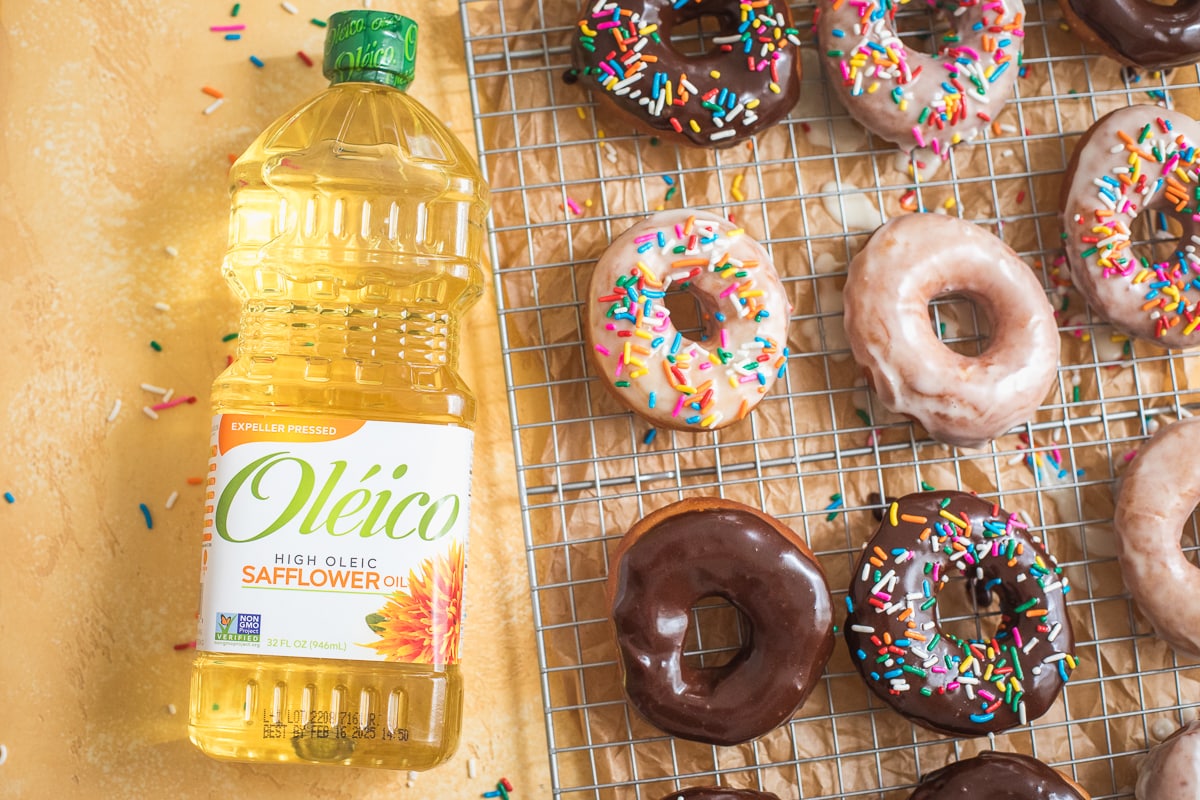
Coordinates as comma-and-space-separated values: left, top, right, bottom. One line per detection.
933, 575, 1006, 644
682, 595, 749, 670
662, 284, 710, 341
668, 14, 734, 58
1183, 507, 1200, 567
1128, 204, 1188, 267
928, 293, 992, 357
891, 2, 951, 53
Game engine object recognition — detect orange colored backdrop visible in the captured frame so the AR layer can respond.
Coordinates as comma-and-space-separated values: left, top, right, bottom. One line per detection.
0, 1, 550, 797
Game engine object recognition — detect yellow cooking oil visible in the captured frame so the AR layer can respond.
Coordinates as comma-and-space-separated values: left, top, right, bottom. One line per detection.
188, 11, 488, 770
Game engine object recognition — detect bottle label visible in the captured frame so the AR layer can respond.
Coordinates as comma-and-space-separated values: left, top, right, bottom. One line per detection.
196, 414, 473, 664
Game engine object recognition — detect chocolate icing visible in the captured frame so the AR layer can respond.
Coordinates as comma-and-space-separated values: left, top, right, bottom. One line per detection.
845, 492, 1076, 736
572, 0, 802, 148
1065, 0, 1200, 71
909, 752, 1088, 800
609, 498, 834, 746
660, 789, 779, 800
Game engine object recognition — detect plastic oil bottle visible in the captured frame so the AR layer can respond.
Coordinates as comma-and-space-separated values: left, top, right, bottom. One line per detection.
188, 11, 488, 769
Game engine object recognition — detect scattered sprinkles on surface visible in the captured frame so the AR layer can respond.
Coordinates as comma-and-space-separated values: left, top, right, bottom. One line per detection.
482, 776, 516, 799
825, 493, 845, 521
139, 502, 154, 530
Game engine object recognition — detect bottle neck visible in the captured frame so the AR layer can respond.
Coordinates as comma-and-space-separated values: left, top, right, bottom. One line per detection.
327, 72, 409, 90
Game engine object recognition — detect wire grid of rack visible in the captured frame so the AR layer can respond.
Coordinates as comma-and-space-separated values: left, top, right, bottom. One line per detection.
460, 2, 1200, 798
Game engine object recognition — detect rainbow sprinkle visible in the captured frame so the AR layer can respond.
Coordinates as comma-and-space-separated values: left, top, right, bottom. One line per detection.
820, 0, 1024, 157
139, 502, 154, 530
574, 0, 802, 144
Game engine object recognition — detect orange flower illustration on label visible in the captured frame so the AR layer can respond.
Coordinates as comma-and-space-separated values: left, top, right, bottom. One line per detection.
364, 540, 465, 665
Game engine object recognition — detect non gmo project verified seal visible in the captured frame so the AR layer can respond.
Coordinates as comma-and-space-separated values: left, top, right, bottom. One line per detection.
215, 612, 261, 643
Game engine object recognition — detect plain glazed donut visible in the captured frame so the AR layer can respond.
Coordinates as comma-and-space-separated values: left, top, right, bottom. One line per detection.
1061, 106, 1200, 348
1114, 416, 1200, 656
609, 498, 834, 745
1058, 0, 1200, 71
842, 213, 1060, 448
816, 0, 1024, 158
586, 210, 790, 432
661, 789, 780, 800
1137, 720, 1200, 800
845, 491, 1077, 736
573, 0, 803, 148
909, 752, 1090, 800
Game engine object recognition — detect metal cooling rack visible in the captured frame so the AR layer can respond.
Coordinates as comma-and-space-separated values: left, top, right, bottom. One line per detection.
460, 2, 1200, 797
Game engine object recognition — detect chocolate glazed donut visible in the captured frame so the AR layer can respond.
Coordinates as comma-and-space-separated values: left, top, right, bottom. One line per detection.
845, 492, 1076, 736
1060, 0, 1200, 71
909, 752, 1090, 800
573, 0, 802, 148
609, 498, 834, 745
660, 789, 780, 800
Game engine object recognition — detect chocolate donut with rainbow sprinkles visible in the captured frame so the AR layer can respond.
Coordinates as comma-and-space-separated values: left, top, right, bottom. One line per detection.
585, 210, 790, 432
816, 0, 1024, 159
573, 0, 803, 148
1061, 105, 1200, 348
845, 490, 1077, 736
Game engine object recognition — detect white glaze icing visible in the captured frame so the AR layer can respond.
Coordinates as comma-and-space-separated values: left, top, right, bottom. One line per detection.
1137, 720, 1200, 800
842, 213, 1060, 447
820, 182, 884, 231
1114, 416, 1200, 657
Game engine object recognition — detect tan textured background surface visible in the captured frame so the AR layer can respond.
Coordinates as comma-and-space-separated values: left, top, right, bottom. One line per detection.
0, 1, 550, 797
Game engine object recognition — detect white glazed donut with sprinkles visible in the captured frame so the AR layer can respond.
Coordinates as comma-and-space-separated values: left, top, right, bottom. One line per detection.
1061, 106, 1200, 348
844, 491, 1077, 736
585, 210, 790, 431
816, 0, 1024, 159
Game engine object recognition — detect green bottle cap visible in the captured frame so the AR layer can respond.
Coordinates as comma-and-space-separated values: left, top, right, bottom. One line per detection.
323, 10, 418, 90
